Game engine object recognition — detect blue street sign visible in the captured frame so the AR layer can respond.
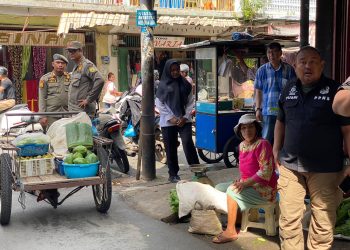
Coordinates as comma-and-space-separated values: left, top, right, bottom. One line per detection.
136, 10, 157, 27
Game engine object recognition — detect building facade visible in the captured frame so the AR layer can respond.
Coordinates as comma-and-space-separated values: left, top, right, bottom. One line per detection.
0, 0, 243, 107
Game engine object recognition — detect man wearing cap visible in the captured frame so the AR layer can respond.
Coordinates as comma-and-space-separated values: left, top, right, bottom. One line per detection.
180, 63, 195, 95
254, 42, 296, 145
66, 41, 104, 117
0, 66, 15, 112
38, 54, 70, 128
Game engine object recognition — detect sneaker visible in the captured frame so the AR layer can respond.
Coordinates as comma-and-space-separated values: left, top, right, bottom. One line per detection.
175, 175, 181, 181
168, 176, 179, 183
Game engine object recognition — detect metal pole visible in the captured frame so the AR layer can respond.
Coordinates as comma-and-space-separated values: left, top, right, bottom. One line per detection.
300, 0, 310, 47
140, 0, 156, 180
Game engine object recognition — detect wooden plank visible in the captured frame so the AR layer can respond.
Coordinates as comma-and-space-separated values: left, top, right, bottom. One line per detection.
38, 174, 66, 182
20, 178, 105, 191
23, 176, 42, 183
21, 173, 102, 185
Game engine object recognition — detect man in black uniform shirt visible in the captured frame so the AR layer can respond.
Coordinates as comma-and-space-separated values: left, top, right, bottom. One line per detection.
273, 46, 350, 250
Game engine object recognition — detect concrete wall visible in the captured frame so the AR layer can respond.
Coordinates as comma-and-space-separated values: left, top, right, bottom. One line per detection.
95, 32, 109, 80
108, 35, 119, 90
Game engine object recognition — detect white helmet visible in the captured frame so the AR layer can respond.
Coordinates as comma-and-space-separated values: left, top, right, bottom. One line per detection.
180, 64, 189, 72
0, 66, 8, 76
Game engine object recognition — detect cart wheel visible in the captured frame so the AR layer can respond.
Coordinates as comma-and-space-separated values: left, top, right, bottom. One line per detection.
223, 136, 240, 168
198, 149, 223, 163
0, 153, 12, 225
92, 147, 112, 213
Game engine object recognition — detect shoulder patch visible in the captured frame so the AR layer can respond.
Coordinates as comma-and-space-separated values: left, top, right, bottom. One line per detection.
48, 77, 56, 83
64, 72, 71, 81
88, 66, 97, 73
77, 64, 83, 72
39, 80, 44, 88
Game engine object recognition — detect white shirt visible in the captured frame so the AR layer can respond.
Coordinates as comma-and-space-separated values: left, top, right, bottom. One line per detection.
102, 81, 117, 104
155, 91, 194, 127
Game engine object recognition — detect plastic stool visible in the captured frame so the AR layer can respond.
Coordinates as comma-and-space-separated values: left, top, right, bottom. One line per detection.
240, 201, 279, 236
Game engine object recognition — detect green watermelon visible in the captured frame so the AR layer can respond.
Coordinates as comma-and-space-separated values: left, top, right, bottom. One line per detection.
85, 153, 98, 164
73, 145, 88, 156
73, 157, 88, 164
72, 152, 83, 160
64, 153, 74, 164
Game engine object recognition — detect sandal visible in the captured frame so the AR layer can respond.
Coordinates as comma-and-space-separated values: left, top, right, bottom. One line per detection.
212, 232, 238, 244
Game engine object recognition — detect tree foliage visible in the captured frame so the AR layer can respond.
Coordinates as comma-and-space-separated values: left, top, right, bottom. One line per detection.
240, 0, 268, 22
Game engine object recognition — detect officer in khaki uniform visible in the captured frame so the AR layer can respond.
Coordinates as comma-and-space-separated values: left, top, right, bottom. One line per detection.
38, 54, 70, 128
66, 41, 104, 117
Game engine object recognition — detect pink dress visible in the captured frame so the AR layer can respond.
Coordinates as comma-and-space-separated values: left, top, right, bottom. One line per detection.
239, 138, 277, 202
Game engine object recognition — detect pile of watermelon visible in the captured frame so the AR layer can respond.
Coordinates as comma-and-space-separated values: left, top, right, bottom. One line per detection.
64, 145, 98, 164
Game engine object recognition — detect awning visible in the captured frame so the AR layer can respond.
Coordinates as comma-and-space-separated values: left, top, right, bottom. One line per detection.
157, 16, 241, 28
57, 12, 129, 35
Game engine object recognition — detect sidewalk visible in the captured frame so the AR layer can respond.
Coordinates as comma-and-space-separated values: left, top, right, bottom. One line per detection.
112, 154, 350, 249
112, 156, 278, 250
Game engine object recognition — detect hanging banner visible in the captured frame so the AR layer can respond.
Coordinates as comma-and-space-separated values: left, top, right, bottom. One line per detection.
0, 31, 85, 47
154, 36, 185, 48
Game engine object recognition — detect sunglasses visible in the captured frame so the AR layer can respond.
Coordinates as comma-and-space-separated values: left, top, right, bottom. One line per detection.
67, 49, 78, 53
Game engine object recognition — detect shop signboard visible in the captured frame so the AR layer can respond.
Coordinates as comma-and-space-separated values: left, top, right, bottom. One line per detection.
0, 31, 85, 47
154, 36, 185, 48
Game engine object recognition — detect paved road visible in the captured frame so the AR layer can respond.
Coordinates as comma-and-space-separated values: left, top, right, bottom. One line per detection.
0, 189, 212, 250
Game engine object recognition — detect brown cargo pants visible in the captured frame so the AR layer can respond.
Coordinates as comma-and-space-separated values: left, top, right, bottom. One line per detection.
278, 165, 343, 250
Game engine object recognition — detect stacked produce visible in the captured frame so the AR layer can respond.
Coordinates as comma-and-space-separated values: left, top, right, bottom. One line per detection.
335, 198, 350, 236
13, 132, 51, 157
18, 153, 53, 161
63, 145, 99, 164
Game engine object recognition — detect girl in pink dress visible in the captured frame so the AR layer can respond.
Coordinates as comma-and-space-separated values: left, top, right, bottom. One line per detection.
213, 113, 277, 243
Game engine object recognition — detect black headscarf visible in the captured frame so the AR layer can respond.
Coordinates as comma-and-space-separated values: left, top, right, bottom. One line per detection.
156, 59, 192, 117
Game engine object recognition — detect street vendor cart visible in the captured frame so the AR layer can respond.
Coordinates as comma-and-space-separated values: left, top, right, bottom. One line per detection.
0, 112, 113, 225
182, 39, 299, 167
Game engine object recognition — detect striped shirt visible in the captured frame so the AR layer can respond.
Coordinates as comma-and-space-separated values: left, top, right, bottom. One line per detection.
254, 62, 296, 116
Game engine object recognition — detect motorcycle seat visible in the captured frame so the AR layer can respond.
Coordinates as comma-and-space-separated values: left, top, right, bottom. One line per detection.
103, 119, 120, 129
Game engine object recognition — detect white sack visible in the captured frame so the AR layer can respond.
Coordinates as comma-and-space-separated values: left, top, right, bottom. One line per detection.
47, 112, 91, 157
176, 181, 227, 218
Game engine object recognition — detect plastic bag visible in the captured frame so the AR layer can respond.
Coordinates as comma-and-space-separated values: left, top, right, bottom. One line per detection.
124, 122, 136, 137
176, 181, 227, 218
12, 132, 50, 146
231, 32, 253, 41
188, 202, 222, 235
65, 122, 93, 149
47, 112, 91, 156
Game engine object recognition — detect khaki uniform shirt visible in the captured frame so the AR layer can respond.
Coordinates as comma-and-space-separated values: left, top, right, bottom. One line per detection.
38, 71, 70, 113
68, 56, 104, 116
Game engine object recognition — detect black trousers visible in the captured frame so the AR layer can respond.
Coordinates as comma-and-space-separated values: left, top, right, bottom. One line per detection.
161, 123, 199, 177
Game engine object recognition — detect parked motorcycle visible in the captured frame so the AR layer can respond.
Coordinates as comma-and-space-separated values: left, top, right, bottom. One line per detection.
118, 93, 167, 163
93, 112, 130, 174
0, 104, 42, 135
